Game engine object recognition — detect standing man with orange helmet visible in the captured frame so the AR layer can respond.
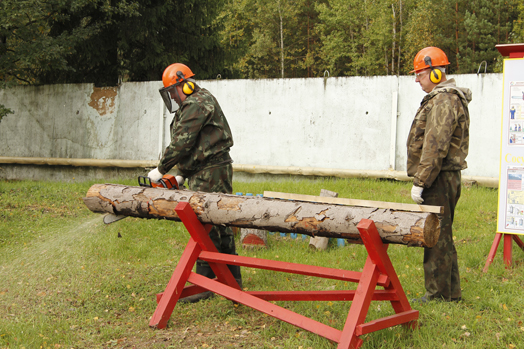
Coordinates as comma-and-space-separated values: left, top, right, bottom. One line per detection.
407, 47, 471, 303
148, 63, 242, 303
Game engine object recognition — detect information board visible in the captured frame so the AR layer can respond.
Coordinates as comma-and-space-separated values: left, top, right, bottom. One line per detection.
497, 58, 524, 235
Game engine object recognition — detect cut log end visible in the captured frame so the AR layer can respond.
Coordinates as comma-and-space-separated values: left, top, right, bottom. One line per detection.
422, 214, 440, 247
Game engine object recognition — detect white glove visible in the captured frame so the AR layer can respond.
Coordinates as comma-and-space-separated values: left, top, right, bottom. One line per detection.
175, 175, 185, 187
148, 168, 163, 183
411, 185, 424, 204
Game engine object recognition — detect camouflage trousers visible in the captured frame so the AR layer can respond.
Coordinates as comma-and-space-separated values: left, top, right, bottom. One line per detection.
187, 163, 239, 277
422, 170, 461, 301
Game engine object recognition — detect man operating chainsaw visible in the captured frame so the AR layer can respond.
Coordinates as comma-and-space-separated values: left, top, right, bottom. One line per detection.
148, 63, 242, 303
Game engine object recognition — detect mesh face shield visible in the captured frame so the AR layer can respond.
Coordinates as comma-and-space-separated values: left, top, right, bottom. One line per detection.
159, 84, 179, 113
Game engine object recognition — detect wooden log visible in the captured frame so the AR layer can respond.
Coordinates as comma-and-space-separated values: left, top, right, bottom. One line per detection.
309, 189, 338, 251
264, 191, 443, 214
83, 184, 440, 247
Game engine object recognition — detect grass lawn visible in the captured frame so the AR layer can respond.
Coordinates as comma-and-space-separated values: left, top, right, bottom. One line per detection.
0, 177, 523, 349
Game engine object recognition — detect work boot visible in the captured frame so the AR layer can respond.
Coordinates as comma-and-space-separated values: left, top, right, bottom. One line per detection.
179, 258, 242, 304
178, 290, 214, 304
179, 263, 216, 304
228, 263, 243, 289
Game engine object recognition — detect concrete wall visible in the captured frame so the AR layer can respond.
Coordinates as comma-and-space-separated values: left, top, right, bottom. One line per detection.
0, 73, 502, 181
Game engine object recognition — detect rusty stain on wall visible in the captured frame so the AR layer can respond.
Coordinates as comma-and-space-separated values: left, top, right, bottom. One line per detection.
88, 87, 118, 116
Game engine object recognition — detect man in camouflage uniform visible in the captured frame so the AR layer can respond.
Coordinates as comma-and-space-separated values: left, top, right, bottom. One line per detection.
149, 63, 241, 303
407, 47, 471, 303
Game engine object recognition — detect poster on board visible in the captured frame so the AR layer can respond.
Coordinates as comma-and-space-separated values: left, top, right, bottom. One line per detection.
497, 58, 524, 235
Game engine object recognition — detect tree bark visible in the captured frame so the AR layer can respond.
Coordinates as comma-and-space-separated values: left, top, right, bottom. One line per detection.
309, 189, 338, 250
83, 184, 440, 247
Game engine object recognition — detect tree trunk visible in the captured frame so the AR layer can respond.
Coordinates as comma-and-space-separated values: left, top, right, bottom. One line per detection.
83, 184, 440, 247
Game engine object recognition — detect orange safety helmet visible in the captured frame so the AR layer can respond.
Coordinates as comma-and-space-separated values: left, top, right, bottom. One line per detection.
162, 63, 195, 88
410, 47, 450, 73
159, 63, 196, 113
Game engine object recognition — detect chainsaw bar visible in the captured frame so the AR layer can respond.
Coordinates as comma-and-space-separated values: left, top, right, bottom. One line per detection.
103, 214, 127, 224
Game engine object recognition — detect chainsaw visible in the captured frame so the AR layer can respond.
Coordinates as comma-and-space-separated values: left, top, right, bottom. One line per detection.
103, 174, 181, 224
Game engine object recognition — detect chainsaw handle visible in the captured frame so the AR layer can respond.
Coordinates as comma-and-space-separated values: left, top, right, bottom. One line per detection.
138, 176, 152, 187
137, 175, 178, 189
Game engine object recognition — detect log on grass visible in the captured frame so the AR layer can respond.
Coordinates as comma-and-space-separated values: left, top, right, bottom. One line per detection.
83, 183, 440, 247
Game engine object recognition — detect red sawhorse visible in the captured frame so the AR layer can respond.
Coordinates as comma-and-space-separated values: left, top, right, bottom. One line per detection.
149, 202, 418, 349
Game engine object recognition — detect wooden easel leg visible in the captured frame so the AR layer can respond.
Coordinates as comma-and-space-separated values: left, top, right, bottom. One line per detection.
513, 235, 524, 251
483, 233, 502, 273
504, 234, 513, 267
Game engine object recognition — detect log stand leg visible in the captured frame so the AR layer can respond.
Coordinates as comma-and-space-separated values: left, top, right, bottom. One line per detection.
149, 202, 241, 329
149, 203, 418, 349
483, 233, 524, 272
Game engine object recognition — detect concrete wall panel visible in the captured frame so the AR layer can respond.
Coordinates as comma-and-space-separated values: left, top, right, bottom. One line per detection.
0, 73, 503, 181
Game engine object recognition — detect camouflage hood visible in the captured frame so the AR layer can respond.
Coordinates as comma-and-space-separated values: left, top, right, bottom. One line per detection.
429, 78, 472, 107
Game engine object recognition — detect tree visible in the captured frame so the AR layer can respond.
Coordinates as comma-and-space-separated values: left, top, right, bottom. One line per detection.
1, 0, 226, 88
0, 0, 101, 87
513, 1, 524, 42
220, 0, 324, 79
403, 0, 519, 74
316, 0, 414, 77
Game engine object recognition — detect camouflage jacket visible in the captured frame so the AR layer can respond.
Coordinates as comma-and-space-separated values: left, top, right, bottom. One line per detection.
406, 78, 471, 188
158, 86, 234, 176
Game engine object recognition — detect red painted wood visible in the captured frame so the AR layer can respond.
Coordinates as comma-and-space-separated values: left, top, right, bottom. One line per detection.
509, 52, 524, 58
338, 257, 381, 348
176, 202, 241, 290
149, 238, 201, 329
187, 273, 342, 343
496, 44, 524, 57
242, 234, 266, 245
513, 234, 524, 250
149, 205, 418, 348
356, 310, 419, 336
483, 233, 524, 271
246, 289, 399, 302
483, 233, 502, 272
504, 233, 513, 267
357, 219, 414, 318
198, 250, 390, 286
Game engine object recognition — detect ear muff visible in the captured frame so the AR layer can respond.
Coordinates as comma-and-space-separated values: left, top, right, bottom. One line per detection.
424, 56, 442, 84
182, 81, 195, 95
429, 69, 442, 84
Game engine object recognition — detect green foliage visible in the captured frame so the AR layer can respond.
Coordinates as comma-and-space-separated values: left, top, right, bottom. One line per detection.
222, 0, 522, 78
512, 1, 524, 43
1, 0, 523, 85
220, 0, 324, 79
1, 0, 226, 87
0, 0, 91, 86
0, 104, 13, 122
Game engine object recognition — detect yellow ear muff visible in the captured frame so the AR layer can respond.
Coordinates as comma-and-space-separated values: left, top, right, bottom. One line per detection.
424, 56, 442, 84
430, 68, 442, 84
182, 81, 195, 95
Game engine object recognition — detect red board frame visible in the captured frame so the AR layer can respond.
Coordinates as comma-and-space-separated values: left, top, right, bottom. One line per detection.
149, 202, 418, 349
